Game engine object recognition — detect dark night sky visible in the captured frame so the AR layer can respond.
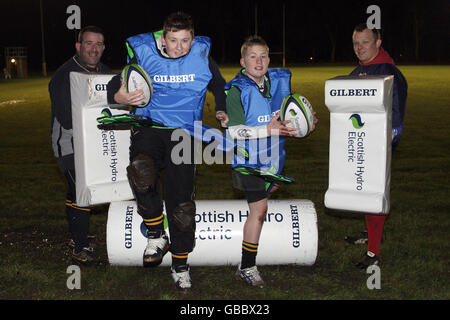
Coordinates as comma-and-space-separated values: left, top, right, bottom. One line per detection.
1, 0, 448, 73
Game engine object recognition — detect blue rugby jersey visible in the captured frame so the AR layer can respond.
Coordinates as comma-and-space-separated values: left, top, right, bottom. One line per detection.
126, 32, 212, 128
225, 68, 291, 173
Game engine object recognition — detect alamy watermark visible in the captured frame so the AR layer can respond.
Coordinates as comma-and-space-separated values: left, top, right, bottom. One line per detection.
66, 265, 81, 290
169, 121, 281, 170
366, 5, 381, 29
366, 265, 381, 290
66, 5, 81, 30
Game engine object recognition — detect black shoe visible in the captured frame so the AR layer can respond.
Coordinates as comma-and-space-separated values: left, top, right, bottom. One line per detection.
68, 238, 97, 251
71, 247, 96, 265
355, 251, 380, 269
345, 231, 368, 245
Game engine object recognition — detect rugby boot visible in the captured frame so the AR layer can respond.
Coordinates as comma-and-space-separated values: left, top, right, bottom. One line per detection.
68, 237, 97, 251
143, 230, 169, 267
355, 251, 380, 269
235, 264, 265, 288
171, 264, 192, 292
345, 230, 368, 245
71, 246, 96, 265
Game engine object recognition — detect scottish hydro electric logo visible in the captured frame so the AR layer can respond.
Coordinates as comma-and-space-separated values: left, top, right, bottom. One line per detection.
349, 114, 365, 129
347, 114, 366, 191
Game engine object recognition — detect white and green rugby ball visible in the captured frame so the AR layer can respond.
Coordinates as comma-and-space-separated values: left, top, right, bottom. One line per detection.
280, 93, 315, 138
121, 64, 153, 107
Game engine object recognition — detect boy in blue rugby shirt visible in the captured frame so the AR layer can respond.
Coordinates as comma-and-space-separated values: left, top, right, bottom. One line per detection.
225, 36, 316, 287
108, 12, 228, 292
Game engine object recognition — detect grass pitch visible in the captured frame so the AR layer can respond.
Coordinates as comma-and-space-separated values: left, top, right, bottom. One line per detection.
0, 65, 449, 302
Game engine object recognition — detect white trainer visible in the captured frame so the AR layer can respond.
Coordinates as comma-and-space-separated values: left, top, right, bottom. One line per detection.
143, 231, 169, 267
235, 264, 265, 288
171, 264, 192, 292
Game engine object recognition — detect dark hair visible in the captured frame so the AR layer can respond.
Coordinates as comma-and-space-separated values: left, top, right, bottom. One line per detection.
240, 35, 269, 57
354, 22, 382, 40
163, 12, 194, 38
77, 25, 105, 43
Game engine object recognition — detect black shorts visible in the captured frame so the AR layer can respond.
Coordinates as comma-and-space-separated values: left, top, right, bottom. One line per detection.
232, 169, 268, 203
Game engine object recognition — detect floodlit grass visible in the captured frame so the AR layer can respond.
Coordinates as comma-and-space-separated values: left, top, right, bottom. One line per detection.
0, 66, 449, 302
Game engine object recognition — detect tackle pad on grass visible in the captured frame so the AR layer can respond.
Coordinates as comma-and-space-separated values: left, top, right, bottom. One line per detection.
107, 199, 318, 266
324, 75, 393, 215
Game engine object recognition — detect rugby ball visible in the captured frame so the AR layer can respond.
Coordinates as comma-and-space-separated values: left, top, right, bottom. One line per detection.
121, 64, 153, 107
280, 93, 315, 138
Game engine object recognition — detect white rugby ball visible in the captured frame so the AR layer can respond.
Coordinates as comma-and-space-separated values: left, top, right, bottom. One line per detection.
121, 64, 153, 107
280, 93, 315, 138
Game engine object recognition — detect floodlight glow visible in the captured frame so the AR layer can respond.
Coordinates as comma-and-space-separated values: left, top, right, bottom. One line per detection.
10, 58, 16, 64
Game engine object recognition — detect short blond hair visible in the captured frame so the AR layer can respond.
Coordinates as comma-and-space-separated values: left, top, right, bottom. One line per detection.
240, 35, 269, 58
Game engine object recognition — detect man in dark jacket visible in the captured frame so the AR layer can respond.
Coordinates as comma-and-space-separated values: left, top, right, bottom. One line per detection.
49, 25, 111, 264
345, 23, 408, 269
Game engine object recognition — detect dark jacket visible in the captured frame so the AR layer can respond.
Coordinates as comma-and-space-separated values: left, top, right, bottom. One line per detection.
49, 55, 111, 164
350, 48, 407, 149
